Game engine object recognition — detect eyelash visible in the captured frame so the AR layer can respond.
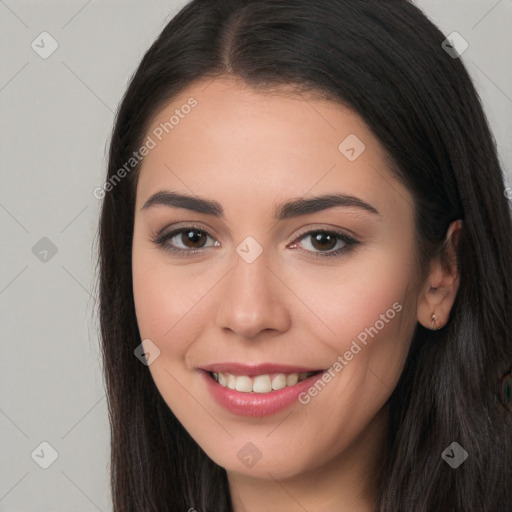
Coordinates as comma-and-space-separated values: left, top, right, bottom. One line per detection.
151, 225, 359, 259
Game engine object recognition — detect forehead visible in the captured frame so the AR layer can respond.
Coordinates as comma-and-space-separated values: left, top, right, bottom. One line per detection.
135, 77, 411, 220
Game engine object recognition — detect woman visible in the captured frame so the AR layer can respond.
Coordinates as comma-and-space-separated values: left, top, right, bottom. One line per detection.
96, 0, 512, 510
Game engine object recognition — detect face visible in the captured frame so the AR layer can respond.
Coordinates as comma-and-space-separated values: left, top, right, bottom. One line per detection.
131, 77, 422, 481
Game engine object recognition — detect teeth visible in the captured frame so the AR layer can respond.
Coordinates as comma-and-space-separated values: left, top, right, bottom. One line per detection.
212, 371, 318, 393
235, 376, 253, 392
271, 374, 287, 390
286, 373, 298, 386
227, 373, 236, 390
253, 375, 272, 393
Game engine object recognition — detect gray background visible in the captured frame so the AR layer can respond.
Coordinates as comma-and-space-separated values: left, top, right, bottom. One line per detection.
1, 1, 510, 510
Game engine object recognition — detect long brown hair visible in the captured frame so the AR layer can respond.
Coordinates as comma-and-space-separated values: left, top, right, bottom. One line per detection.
96, 1, 512, 510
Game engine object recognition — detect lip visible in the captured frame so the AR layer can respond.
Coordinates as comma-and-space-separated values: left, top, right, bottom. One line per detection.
199, 368, 325, 417
199, 362, 323, 377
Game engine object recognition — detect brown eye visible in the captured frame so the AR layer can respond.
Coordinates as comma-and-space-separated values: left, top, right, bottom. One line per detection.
179, 229, 208, 249
153, 226, 358, 259
152, 226, 219, 255
290, 229, 359, 258
309, 232, 338, 252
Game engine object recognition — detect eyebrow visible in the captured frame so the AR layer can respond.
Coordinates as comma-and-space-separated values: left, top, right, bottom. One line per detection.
141, 190, 382, 219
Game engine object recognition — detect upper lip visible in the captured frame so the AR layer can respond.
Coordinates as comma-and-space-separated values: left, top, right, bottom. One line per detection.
199, 362, 324, 376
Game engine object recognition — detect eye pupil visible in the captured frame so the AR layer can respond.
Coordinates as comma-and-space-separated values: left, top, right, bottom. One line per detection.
311, 232, 337, 251
183, 230, 206, 248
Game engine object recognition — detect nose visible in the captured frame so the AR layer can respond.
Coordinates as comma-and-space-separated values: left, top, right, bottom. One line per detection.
214, 247, 291, 340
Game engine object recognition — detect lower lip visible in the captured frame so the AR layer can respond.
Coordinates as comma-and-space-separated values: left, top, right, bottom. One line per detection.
200, 370, 323, 417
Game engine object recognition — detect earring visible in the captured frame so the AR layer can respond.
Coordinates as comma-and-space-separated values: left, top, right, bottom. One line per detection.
431, 312, 440, 330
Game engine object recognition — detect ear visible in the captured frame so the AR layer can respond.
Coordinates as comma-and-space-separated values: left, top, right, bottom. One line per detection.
417, 220, 462, 330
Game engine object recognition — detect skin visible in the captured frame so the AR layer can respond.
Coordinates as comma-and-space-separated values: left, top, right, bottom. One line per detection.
131, 76, 461, 511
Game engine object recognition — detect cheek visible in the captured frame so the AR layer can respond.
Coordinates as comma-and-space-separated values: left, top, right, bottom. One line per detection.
132, 242, 224, 365
291, 249, 415, 353
132, 246, 189, 353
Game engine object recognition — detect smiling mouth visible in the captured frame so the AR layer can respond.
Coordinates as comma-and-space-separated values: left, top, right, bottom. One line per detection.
207, 370, 324, 393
